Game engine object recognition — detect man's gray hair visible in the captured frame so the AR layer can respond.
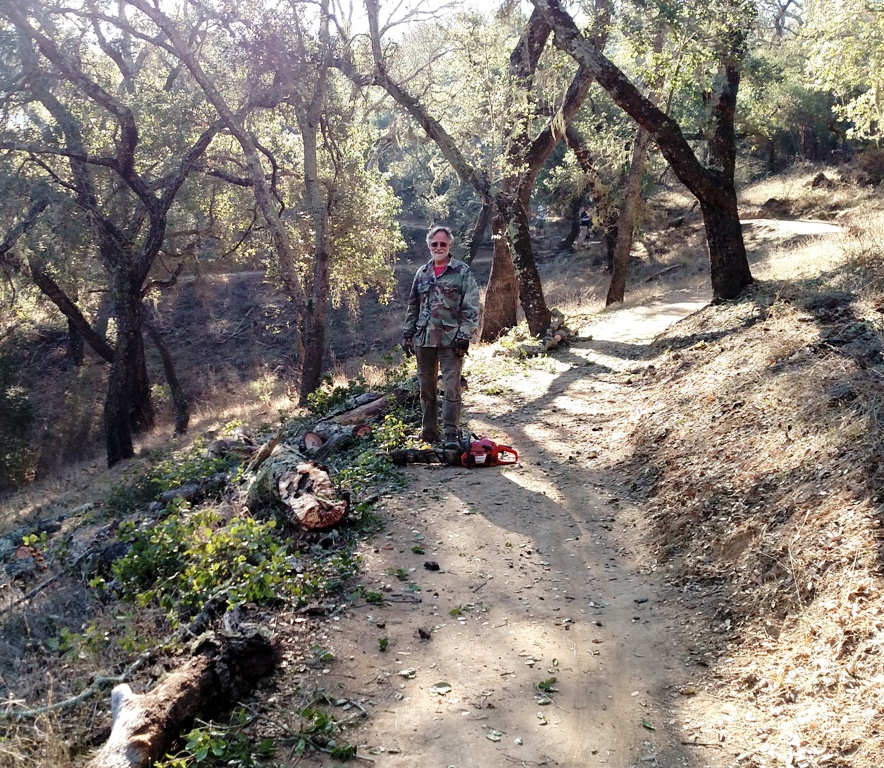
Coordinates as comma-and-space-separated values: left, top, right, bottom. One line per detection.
426, 226, 454, 246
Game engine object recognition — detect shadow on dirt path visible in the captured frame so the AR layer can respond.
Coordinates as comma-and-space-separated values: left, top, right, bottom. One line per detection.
298, 288, 733, 768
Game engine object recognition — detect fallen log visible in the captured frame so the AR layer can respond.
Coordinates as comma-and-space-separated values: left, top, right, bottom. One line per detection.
493, 308, 575, 358
318, 391, 384, 420
331, 380, 417, 426
243, 444, 349, 529
302, 422, 373, 461
390, 447, 462, 467
86, 625, 280, 768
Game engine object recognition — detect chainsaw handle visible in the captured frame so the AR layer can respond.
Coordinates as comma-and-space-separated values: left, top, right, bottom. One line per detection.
494, 445, 518, 464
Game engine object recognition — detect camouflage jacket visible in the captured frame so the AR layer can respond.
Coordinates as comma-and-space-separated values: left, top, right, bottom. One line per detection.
403, 258, 480, 347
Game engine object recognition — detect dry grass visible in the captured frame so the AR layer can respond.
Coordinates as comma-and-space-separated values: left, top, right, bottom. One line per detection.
614, 207, 884, 766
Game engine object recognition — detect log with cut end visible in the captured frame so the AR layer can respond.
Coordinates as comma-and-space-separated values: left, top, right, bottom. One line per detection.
302, 422, 373, 460
244, 444, 349, 529
86, 628, 280, 768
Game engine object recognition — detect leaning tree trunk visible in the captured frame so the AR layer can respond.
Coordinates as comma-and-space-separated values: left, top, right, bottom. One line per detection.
558, 196, 582, 250
145, 319, 188, 435
535, 0, 753, 302
105, 291, 154, 467
607, 126, 652, 305
465, 203, 492, 265
701, 190, 753, 302
480, 214, 520, 342
66, 317, 84, 368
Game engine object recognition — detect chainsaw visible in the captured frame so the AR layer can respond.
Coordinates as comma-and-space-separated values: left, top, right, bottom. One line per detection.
390, 433, 518, 468
458, 433, 519, 467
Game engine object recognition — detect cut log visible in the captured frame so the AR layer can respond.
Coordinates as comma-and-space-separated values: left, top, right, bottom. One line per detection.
389, 447, 462, 467
244, 444, 349, 529
318, 391, 384, 420
278, 461, 349, 528
312, 431, 353, 461
86, 626, 280, 768
303, 432, 324, 451
302, 422, 372, 459
332, 395, 393, 425
331, 380, 417, 425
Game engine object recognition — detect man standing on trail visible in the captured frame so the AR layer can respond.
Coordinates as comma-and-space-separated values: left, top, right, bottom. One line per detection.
403, 226, 480, 449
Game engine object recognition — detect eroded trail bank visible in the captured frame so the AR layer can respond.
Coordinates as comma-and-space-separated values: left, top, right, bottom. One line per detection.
289, 293, 735, 768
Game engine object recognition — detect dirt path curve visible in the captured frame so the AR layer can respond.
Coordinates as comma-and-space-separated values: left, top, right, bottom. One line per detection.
304, 288, 729, 768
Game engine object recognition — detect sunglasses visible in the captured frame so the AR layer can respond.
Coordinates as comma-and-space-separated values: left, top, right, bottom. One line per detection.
430, 241, 450, 248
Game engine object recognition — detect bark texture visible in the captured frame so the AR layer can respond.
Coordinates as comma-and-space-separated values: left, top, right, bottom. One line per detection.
244, 444, 349, 529
86, 630, 280, 768
480, 215, 520, 342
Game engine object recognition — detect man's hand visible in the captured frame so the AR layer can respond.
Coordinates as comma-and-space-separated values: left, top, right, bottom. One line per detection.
403, 336, 415, 358
453, 338, 469, 358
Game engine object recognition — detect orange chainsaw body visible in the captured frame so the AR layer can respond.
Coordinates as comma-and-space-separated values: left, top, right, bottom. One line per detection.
460, 436, 519, 467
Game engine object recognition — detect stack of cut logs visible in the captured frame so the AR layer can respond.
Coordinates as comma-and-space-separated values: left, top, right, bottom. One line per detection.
242, 380, 418, 531
494, 308, 575, 358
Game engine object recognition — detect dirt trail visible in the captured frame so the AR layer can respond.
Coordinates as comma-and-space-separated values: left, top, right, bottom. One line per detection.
293, 289, 736, 768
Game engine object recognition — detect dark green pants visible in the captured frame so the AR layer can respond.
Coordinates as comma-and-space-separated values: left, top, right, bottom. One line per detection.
415, 345, 463, 441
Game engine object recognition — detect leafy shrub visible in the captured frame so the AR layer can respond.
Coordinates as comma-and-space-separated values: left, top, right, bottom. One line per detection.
306, 374, 367, 416
103, 439, 242, 517
105, 499, 362, 623
156, 708, 276, 768
108, 506, 303, 619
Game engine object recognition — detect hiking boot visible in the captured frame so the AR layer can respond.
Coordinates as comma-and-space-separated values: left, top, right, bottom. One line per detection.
443, 435, 461, 450
420, 431, 440, 444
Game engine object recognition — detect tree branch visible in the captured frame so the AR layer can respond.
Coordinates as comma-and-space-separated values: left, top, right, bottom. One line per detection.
531, 0, 725, 205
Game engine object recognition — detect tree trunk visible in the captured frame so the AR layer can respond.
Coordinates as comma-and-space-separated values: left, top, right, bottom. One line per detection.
607, 126, 652, 305
701, 190, 753, 302
145, 319, 189, 435
557, 196, 582, 250
606, 27, 664, 305
480, 215, 520, 342
129, 331, 154, 435
66, 317, 85, 368
465, 203, 492, 265
104, 290, 154, 467
28, 259, 115, 363
297, 290, 329, 406
293, 6, 334, 406
534, 0, 753, 301
86, 628, 280, 768
563, 125, 621, 266
506, 198, 552, 337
